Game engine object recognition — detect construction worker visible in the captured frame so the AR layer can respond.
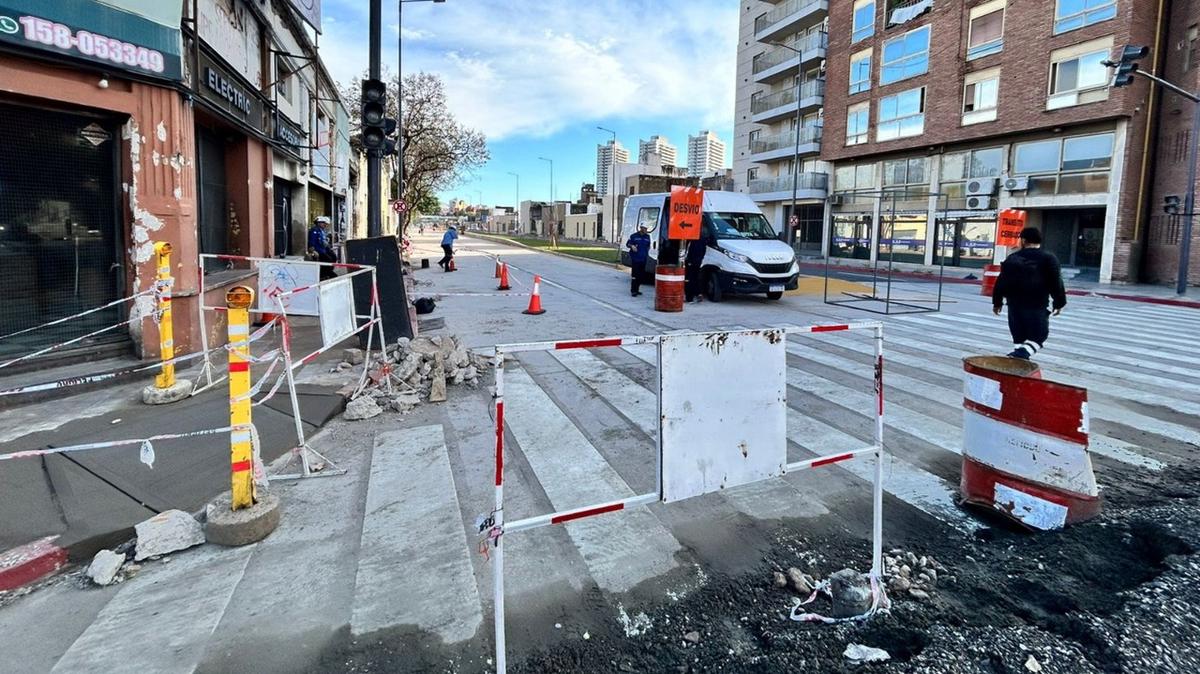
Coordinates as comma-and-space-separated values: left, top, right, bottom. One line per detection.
626, 224, 651, 296
992, 226, 1067, 359
308, 216, 336, 280
439, 224, 458, 271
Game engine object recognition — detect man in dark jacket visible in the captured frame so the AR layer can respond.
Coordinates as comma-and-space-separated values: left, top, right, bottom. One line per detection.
684, 228, 712, 303
626, 224, 651, 296
992, 227, 1067, 359
308, 216, 336, 280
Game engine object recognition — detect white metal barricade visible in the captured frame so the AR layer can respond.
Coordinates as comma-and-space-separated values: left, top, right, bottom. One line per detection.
195, 254, 388, 479
485, 322, 886, 672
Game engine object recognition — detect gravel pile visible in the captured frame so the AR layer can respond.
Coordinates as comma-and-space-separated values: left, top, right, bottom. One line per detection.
339, 335, 492, 420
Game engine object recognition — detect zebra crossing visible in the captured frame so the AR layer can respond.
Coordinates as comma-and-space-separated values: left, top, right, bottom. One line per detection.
479, 301, 1197, 612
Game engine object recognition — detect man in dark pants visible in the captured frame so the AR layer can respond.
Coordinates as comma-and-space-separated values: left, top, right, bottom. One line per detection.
438, 224, 458, 271
626, 224, 651, 296
992, 227, 1067, 359
684, 230, 710, 303
308, 216, 337, 280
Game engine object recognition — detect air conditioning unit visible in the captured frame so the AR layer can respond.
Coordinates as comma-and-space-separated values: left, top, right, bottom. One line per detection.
966, 177, 998, 197
1003, 176, 1029, 192
828, 193, 845, 206
965, 195, 991, 210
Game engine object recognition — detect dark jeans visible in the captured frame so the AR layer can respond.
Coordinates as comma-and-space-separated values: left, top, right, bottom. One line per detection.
684, 262, 704, 300
316, 251, 337, 280
1008, 306, 1050, 347
630, 259, 647, 294
439, 244, 454, 268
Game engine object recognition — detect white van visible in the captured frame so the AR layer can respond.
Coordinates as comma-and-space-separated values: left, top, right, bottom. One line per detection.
619, 191, 799, 300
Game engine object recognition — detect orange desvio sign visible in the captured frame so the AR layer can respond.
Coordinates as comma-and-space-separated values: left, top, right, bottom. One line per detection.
668, 186, 704, 240
997, 208, 1027, 247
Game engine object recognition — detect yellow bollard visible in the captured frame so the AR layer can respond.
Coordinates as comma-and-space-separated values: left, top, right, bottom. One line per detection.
226, 285, 256, 510
153, 242, 175, 389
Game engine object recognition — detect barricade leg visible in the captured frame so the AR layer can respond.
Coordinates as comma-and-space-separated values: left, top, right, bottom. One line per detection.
142, 242, 192, 405
493, 352, 507, 673
872, 324, 884, 578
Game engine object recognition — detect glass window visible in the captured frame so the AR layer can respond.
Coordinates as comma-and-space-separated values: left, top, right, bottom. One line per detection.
881, 26, 930, 84
856, 163, 876, 188
1014, 139, 1061, 174
1050, 50, 1109, 94
636, 207, 661, 232
941, 152, 968, 182
1062, 133, 1114, 170
847, 104, 869, 145
850, 52, 872, 94
968, 9, 1004, 59
853, 0, 875, 43
936, 218, 995, 269
964, 77, 999, 112
878, 214, 927, 263
706, 212, 778, 240
835, 166, 856, 190
877, 87, 925, 141
1054, 0, 1117, 34
970, 147, 1003, 177
831, 214, 873, 259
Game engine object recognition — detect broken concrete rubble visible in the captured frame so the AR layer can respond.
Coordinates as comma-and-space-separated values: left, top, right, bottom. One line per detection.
344, 396, 383, 420
134, 510, 205, 561
86, 550, 125, 586
828, 568, 872, 618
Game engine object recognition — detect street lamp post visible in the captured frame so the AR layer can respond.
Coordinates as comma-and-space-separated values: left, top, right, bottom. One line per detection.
770, 40, 805, 249
538, 156, 553, 237
506, 171, 519, 233
598, 126, 617, 258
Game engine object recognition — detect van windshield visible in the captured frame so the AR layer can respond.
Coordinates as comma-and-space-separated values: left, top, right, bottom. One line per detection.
707, 212, 778, 240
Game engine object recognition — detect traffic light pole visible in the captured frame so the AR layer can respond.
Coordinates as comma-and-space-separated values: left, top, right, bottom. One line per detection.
367, 0, 383, 238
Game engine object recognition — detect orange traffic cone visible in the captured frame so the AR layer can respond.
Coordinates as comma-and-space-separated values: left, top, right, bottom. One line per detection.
494, 259, 502, 278
523, 275, 546, 315
497, 263, 511, 290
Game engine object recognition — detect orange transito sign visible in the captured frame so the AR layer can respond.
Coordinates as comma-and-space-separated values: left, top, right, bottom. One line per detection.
997, 208, 1027, 247
668, 186, 704, 240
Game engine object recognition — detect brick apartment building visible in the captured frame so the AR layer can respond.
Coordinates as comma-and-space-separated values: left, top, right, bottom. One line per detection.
735, 0, 1200, 286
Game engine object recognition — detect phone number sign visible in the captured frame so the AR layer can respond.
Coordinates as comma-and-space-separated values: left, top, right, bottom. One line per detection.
0, 1, 183, 81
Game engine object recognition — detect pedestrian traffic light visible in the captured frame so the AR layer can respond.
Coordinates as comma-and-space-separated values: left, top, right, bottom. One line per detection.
1105, 45, 1149, 88
1164, 195, 1182, 215
361, 78, 389, 153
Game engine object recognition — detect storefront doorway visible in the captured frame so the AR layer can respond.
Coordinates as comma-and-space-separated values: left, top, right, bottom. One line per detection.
274, 178, 293, 257
196, 126, 229, 272
1043, 207, 1105, 269
0, 101, 124, 356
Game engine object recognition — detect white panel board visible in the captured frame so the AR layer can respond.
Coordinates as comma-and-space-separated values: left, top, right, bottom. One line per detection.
319, 277, 356, 348
659, 329, 787, 502
258, 260, 320, 315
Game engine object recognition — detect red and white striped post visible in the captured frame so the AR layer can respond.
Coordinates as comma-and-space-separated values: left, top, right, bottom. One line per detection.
492, 351, 506, 673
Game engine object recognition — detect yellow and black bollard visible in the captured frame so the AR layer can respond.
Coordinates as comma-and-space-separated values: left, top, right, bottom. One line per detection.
142, 241, 192, 404
226, 285, 256, 510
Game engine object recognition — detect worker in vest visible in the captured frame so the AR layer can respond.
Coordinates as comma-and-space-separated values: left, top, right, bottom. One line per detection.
992, 227, 1067, 359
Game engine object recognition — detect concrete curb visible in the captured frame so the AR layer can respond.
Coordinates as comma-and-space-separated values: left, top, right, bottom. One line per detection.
1065, 289, 1200, 309
0, 537, 68, 592
467, 233, 625, 271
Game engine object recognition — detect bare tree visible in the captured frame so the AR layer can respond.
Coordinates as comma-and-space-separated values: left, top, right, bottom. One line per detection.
339, 71, 488, 231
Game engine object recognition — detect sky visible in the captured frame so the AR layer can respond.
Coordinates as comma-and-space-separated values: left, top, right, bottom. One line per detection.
318, 0, 738, 208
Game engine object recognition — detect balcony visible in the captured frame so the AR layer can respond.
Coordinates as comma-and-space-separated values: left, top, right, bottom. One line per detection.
750, 79, 824, 124
749, 125, 822, 163
755, 0, 829, 43
748, 172, 829, 202
752, 31, 828, 84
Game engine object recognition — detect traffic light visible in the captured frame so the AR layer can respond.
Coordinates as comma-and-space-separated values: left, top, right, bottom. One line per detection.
361, 78, 389, 153
1164, 195, 1182, 215
1106, 45, 1149, 88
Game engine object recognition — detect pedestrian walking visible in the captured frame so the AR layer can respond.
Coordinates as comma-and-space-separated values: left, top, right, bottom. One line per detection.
992, 227, 1067, 359
684, 229, 711, 303
626, 224, 651, 296
307, 216, 337, 280
439, 224, 458, 271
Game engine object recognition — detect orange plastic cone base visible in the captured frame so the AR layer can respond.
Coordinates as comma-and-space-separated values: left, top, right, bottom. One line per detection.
523, 293, 545, 315
497, 264, 511, 290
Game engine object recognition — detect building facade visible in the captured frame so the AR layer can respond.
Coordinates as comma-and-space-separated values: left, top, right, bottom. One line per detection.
687, 130, 730, 177
0, 0, 353, 364
596, 139, 630, 198
638, 135, 679, 167
732, 0, 830, 252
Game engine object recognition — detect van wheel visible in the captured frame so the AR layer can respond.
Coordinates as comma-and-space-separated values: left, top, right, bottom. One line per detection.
767, 291, 783, 300
706, 271, 723, 302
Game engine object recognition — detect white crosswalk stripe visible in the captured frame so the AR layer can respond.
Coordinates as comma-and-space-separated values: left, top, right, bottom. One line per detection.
502, 366, 682, 593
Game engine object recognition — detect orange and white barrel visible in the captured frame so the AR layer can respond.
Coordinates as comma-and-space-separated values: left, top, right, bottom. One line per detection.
654, 265, 685, 313
960, 356, 1100, 530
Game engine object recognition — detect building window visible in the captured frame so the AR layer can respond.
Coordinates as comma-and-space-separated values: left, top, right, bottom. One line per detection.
835, 162, 877, 192
853, 0, 875, 44
276, 57, 293, 103
962, 68, 1000, 125
831, 214, 873, 259
1054, 0, 1117, 35
881, 25, 930, 85
1012, 132, 1114, 195
940, 147, 1003, 198
850, 50, 872, 94
967, 1, 1005, 60
847, 103, 870, 146
877, 87, 925, 141
1048, 39, 1112, 109
882, 156, 928, 194
1184, 25, 1198, 72
747, 167, 759, 184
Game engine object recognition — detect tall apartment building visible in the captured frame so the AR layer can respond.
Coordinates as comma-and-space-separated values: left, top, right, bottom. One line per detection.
687, 130, 729, 177
596, 139, 631, 198
732, 2, 830, 251
639, 135, 679, 167
812, 0, 1198, 286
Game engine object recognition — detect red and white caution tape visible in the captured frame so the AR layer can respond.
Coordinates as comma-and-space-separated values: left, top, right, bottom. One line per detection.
0, 288, 155, 343
0, 424, 259, 471
788, 573, 891, 625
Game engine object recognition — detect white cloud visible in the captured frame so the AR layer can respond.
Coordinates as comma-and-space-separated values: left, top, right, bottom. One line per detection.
319, 0, 737, 141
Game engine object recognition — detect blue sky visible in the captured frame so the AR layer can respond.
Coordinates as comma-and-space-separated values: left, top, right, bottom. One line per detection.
319, 0, 738, 208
